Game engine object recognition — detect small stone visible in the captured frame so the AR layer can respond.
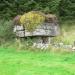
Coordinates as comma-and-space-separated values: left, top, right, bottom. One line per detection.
33, 43, 37, 47
59, 42, 64, 46
72, 47, 75, 50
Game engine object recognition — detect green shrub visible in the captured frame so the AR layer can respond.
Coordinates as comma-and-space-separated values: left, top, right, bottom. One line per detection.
20, 11, 45, 31
59, 0, 75, 18
0, 0, 60, 19
0, 20, 15, 43
53, 20, 75, 45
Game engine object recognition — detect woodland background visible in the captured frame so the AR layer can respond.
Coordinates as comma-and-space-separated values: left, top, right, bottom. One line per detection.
0, 0, 75, 19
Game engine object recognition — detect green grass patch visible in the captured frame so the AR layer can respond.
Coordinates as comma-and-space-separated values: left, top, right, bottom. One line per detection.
0, 47, 75, 75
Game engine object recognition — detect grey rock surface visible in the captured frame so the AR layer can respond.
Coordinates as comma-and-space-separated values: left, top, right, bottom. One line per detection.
14, 22, 60, 37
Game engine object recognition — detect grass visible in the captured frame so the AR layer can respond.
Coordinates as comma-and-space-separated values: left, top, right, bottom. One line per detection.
53, 19, 75, 45
0, 47, 75, 75
0, 18, 75, 75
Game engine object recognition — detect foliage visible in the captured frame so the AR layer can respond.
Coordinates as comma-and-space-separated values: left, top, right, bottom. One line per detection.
0, 0, 60, 19
59, 0, 75, 18
53, 20, 75, 45
13, 15, 21, 25
0, 20, 15, 42
20, 11, 45, 31
0, 0, 75, 19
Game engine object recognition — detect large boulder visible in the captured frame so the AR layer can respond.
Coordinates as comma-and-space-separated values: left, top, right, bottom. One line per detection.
13, 11, 60, 37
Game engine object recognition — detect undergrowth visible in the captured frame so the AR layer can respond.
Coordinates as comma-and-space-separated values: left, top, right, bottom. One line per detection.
0, 19, 75, 52
53, 19, 75, 45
